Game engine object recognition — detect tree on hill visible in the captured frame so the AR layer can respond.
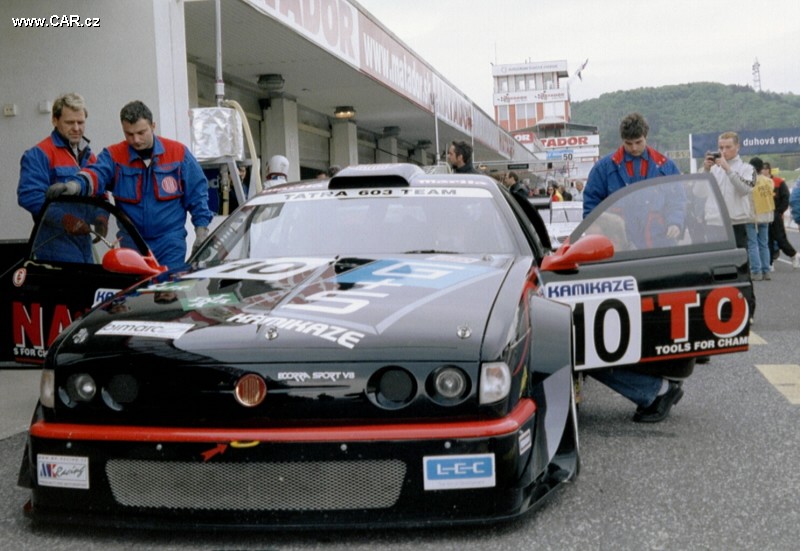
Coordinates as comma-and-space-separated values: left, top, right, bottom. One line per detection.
570, 82, 800, 171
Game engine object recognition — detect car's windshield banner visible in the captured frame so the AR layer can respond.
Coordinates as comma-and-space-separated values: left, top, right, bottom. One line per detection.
250, 187, 492, 205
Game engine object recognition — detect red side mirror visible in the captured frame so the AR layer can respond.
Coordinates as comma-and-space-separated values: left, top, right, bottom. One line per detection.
540, 234, 614, 271
102, 248, 167, 277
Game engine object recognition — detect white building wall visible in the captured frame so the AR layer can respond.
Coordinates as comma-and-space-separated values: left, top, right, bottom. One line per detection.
0, 0, 189, 240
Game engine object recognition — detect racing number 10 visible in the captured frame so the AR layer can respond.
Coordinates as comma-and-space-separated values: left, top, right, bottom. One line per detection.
566, 289, 642, 371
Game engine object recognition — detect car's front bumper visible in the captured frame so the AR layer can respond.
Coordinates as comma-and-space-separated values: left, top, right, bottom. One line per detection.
20, 399, 564, 529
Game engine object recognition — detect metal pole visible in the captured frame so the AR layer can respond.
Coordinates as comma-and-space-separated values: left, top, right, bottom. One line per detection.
433, 94, 441, 164
214, 0, 224, 106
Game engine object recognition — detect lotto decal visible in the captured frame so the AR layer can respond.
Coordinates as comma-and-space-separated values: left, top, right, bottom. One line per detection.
12, 302, 75, 362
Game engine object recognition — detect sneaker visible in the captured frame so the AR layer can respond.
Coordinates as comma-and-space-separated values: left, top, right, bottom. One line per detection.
793, 254, 800, 269
770, 263, 775, 272
751, 273, 762, 281
763, 272, 771, 281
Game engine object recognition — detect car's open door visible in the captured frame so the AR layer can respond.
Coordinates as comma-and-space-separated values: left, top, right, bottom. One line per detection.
1, 196, 158, 367
539, 173, 752, 373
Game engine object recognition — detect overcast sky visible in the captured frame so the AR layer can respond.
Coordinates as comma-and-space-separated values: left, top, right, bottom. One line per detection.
358, 0, 800, 114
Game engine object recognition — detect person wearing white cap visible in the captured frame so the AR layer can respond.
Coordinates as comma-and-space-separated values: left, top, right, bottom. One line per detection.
264, 155, 289, 188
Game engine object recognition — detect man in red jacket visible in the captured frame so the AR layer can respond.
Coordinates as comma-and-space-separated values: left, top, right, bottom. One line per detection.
48, 100, 213, 269
17, 92, 106, 263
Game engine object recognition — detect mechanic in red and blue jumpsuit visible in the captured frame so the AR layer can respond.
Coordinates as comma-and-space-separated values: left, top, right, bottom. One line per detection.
50, 100, 213, 270
18, 92, 106, 264
582, 112, 686, 423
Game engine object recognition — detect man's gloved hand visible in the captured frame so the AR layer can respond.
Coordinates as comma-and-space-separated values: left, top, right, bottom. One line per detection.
46, 180, 82, 200
93, 216, 109, 238
62, 213, 90, 235
192, 226, 209, 254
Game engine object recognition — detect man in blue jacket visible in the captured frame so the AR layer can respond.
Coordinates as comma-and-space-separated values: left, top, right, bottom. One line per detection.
48, 100, 212, 269
790, 179, 800, 226
18, 92, 106, 263
583, 112, 686, 423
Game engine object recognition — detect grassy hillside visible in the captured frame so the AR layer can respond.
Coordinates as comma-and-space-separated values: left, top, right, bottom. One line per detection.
570, 82, 800, 177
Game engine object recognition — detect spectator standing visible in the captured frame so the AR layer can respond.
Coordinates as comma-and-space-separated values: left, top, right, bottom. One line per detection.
747, 157, 775, 280
763, 162, 800, 269
583, 112, 684, 423
559, 184, 573, 201
48, 100, 213, 270
791, 179, 800, 226
572, 181, 585, 201
547, 182, 563, 201
18, 92, 106, 263
502, 171, 530, 202
702, 132, 756, 320
447, 140, 480, 174
702, 132, 754, 249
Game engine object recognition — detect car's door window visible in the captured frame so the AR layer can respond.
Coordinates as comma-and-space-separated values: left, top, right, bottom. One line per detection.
30, 199, 132, 265
570, 174, 732, 259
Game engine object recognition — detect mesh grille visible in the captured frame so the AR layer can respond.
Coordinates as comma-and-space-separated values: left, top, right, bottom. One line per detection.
106, 459, 407, 511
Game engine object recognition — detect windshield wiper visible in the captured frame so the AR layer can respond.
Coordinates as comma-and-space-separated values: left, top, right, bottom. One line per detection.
403, 249, 459, 254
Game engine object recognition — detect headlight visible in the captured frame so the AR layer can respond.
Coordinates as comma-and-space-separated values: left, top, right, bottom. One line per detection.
67, 373, 97, 402
367, 366, 417, 409
432, 367, 468, 401
479, 362, 511, 404
40, 369, 55, 408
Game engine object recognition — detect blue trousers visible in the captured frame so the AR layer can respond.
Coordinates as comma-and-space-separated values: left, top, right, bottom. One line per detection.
589, 368, 662, 408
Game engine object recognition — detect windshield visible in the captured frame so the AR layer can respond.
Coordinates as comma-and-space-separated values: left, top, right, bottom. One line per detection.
194, 186, 518, 262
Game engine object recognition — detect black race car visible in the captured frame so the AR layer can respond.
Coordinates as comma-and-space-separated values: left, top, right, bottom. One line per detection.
14, 164, 751, 528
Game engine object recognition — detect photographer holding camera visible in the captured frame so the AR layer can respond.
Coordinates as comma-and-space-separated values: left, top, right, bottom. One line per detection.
703, 131, 757, 318
702, 132, 755, 249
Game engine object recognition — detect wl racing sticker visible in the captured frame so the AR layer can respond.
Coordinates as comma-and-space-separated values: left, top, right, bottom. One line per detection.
96, 320, 194, 340
423, 454, 496, 490
37, 454, 89, 489
543, 277, 749, 370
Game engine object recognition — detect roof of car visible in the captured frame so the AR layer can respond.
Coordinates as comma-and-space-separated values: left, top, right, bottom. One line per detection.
327, 163, 498, 190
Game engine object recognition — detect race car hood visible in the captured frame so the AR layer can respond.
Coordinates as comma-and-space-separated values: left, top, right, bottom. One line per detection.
59, 254, 519, 364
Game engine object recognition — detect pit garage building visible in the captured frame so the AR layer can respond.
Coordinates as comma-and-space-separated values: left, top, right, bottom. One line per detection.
1, 0, 540, 242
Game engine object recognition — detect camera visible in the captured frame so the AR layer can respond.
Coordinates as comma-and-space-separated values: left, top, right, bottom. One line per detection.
707, 151, 721, 160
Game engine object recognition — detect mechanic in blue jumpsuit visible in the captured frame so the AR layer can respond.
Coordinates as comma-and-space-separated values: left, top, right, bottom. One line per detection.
18, 92, 106, 263
48, 100, 213, 270
582, 112, 686, 423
